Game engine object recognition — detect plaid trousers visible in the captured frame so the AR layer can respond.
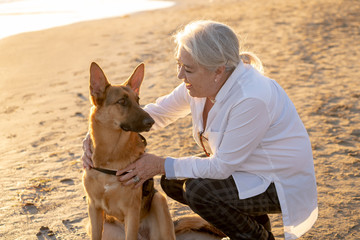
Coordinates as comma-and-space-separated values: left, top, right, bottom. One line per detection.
161, 175, 281, 240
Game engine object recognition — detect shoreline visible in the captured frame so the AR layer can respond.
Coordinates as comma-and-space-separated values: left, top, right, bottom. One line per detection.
0, 0, 359, 239
0, 0, 175, 40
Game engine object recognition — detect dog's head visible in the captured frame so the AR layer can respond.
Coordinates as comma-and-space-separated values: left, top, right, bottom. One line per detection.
89, 62, 154, 132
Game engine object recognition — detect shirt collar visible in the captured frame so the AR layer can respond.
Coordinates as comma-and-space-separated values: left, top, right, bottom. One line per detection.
214, 60, 247, 104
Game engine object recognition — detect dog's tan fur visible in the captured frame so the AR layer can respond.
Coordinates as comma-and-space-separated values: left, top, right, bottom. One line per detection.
83, 62, 226, 240
83, 62, 175, 240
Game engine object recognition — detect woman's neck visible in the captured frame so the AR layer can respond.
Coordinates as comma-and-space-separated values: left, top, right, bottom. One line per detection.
208, 69, 233, 102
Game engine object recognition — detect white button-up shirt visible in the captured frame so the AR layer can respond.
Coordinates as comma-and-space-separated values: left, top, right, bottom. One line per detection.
144, 61, 318, 239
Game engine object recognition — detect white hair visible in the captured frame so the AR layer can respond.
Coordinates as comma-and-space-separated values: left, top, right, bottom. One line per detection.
174, 20, 264, 73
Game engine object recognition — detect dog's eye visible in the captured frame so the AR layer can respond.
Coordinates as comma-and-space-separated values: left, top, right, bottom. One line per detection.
117, 98, 127, 106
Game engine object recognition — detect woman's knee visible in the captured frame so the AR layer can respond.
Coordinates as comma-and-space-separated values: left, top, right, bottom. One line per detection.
160, 175, 188, 205
160, 175, 169, 191
183, 179, 214, 207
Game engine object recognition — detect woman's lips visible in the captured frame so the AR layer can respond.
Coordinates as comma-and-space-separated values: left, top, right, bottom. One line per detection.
185, 83, 192, 90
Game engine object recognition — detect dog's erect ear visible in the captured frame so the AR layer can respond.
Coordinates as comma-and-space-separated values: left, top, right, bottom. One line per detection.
124, 63, 145, 95
90, 62, 110, 106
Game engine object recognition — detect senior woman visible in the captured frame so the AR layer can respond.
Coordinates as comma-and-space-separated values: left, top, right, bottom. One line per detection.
82, 20, 318, 240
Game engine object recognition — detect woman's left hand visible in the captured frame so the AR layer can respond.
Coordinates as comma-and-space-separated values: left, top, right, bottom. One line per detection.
116, 153, 166, 188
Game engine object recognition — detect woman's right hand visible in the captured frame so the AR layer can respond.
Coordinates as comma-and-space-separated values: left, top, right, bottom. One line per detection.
81, 133, 94, 169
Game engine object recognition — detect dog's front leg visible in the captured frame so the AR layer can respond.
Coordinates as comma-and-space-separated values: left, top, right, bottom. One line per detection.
88, 203, 105, 240
148, 192, 176, 240
124, 206, 141, 240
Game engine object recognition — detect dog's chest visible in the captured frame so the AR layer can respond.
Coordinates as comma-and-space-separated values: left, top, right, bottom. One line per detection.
84, 171, 141, 219
103, 182, 118, 192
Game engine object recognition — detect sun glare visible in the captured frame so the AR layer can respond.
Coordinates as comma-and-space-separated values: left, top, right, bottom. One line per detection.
0, 0, 174, 39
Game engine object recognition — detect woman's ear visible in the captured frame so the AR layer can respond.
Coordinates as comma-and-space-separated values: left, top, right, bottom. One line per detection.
214, 65, 226, 82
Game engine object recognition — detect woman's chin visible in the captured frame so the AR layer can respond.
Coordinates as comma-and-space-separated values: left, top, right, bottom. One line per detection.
187, 89, 197, 97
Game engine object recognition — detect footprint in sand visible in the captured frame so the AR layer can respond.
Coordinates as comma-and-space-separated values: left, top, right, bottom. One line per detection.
49, 81, 67, 87
77, 92, 87, 101
62, 218, 84, 233
60, 178, 74, 185
2, 105, 19, 114
31, 132, 62, 148
36, 226, 56, 239
76, 92, 88, 108
18, 188, 39, 214
73, 70, 85, 76
22, 93, 35, 103
74, 112, 85, 118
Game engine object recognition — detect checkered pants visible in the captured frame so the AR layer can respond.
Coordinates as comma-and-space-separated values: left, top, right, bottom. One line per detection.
161, 175, 281, 240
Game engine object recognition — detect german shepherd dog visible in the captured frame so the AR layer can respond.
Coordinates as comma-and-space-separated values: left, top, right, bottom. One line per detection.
83, 62, 175, 240
83, 62, 226, 240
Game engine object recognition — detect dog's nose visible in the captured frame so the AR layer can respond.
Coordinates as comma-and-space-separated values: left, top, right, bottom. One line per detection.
143, 117, 155, 128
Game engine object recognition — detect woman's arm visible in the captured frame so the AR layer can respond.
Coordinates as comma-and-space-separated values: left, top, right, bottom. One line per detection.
144, 83, 191, 130
167, 98, 271, 179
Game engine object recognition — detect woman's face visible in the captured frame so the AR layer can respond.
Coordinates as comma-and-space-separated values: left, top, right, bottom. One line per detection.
176, 47, 218, 98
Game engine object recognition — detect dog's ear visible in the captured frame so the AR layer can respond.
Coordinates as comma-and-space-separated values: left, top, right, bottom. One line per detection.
124, 63, 145, 95
90, 62, 110, 106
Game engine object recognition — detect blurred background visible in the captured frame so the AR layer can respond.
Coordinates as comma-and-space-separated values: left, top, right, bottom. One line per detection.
0, 0, 174, 39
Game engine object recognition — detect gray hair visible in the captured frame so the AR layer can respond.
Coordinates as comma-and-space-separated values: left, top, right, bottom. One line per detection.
174, 20, 264, 73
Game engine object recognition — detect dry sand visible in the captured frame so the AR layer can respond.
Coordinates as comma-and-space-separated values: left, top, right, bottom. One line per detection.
0, 0, 359, 239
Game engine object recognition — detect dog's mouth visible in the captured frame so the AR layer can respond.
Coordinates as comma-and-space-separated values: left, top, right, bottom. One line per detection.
120, 124, 152, 133
120, 124, 131, 132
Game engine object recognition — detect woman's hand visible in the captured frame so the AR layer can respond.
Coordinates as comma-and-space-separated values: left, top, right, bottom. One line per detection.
116, 153, 165, 188
81, 133, 94, 169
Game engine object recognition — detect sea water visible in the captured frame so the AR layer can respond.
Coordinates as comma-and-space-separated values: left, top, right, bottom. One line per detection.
0, 0, 174, 39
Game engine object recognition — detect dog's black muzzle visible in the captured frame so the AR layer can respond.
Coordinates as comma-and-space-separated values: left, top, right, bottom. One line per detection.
120, 116, 155, 133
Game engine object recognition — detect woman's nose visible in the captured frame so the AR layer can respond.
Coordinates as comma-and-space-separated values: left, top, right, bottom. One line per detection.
177, 65, 185, 80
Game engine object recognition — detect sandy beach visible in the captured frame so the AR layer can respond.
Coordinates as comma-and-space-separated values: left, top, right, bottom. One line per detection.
0, 0, 359, 239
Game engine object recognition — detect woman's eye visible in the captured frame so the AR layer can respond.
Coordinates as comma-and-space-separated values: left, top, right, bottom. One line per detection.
176, 62, 192, 73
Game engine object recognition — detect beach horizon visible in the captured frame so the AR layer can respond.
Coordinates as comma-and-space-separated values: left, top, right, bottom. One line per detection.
0, 0, 174, 40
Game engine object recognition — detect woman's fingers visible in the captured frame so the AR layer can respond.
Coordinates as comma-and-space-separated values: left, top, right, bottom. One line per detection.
116, 164, 135, 177
116, 153, 165, 188
117, 170, 136, 182
86, 156, 94, 168
117, 161, 146, 188
82, 153, 93, 169
116, 164, 139, 187
82, 133, 91, 149
134, 178, 146, 189
82, 133, 94, 169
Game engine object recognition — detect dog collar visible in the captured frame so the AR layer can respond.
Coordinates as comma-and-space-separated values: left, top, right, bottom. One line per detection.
92, 133, 147, 176
90, 167, 154, 198
92, 167, 119, 176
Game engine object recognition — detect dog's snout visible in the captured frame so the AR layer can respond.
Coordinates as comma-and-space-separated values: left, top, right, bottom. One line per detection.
143, 117, 155, 128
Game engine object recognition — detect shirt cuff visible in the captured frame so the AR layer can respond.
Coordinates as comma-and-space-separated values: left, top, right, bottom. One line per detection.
164, 157, 176, 179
